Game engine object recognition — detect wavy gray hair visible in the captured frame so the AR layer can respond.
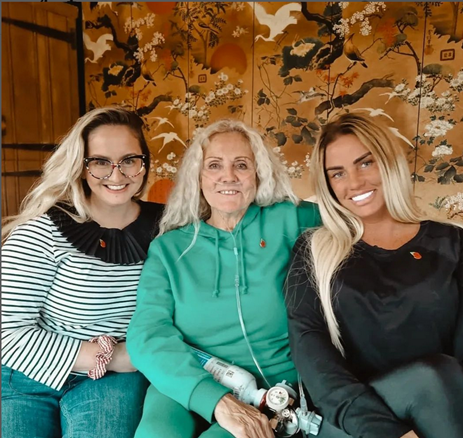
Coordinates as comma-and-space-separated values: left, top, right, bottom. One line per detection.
159, 118, 298, 235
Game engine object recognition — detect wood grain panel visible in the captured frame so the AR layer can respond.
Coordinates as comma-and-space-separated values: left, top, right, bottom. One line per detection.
1, 2, 81, 217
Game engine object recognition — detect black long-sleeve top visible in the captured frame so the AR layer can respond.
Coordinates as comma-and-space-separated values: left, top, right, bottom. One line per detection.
286, 221, 463, 438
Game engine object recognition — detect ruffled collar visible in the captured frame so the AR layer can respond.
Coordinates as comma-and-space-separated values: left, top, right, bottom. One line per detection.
47, 201, 163, 265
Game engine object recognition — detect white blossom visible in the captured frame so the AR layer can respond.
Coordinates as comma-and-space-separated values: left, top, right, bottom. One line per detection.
145, 13, 155, 28
415, 74, 426, 84
334, 2, 386, 37
444, 193, 463, 215
134, 49, 144, 62
432, 144, 453, 157
231, 2, 245, 11
232, 26, 249, 38
134, 31, 165, 64
360, 22, 372, 36
304, 152, 311, 168
420, 96, 435, 108
424, 119, 455, 138
333, 18, 350, 38
408, 89, 420, 100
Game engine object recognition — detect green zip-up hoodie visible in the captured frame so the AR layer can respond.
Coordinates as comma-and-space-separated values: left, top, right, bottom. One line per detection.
127, 201, 321, 422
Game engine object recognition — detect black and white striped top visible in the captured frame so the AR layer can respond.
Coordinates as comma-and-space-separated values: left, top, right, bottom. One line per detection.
1, 204, 161, 390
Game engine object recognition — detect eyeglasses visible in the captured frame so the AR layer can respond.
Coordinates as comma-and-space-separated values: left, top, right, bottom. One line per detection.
84, 155, 146, 180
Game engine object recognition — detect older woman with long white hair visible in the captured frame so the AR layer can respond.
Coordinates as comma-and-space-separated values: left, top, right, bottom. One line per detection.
127, 118, 321, 438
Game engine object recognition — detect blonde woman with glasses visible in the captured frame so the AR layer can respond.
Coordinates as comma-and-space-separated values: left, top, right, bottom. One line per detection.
286, 112, 463, 438
1, 107, 163, 438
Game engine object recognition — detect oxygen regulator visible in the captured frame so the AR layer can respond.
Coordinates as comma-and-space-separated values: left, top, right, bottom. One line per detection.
193, 348, 322, 437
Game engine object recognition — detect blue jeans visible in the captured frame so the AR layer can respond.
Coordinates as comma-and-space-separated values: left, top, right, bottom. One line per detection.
1, 365, 149, 438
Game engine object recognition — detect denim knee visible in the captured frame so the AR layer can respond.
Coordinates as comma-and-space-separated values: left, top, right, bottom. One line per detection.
1, 365, 61, 438
61, 371, 149, 438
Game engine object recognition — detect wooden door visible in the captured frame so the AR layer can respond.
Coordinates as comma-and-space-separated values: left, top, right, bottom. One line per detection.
2, 2, 82, 217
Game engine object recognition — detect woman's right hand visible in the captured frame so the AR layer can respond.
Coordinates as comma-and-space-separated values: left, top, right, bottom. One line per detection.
106, 342, 137, 373
214, 393, 274, 438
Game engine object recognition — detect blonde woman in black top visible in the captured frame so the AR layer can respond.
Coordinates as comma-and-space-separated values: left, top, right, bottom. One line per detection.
286, 113, 463, 438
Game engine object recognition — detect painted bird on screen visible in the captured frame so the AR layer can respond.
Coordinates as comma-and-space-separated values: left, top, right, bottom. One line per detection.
249, 2, 301, 43
343, 33, 368, 68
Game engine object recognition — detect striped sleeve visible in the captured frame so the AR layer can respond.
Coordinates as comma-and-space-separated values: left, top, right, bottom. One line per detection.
1, 216, 82, 390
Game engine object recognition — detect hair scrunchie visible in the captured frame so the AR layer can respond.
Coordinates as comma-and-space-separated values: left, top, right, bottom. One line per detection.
87, 335, 118, 380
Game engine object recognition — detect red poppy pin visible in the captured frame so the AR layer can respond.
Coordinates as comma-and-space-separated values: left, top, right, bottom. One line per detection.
410, 251, 421, 260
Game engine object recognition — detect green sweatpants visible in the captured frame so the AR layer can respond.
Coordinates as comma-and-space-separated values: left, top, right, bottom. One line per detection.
135, 385, 234, 438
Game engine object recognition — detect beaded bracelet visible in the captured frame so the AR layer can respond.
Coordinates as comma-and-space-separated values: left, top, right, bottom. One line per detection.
88, 335, 117, 380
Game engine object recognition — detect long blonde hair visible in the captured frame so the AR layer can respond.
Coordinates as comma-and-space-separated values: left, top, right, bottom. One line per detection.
2, 107, 151, 241
306, 112, 424, 354
159, 118, 298, 236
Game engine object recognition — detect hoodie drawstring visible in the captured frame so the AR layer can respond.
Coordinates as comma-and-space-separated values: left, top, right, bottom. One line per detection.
211, 209, 262, 297
238, 227, 248, 294
212, 229, 220, 297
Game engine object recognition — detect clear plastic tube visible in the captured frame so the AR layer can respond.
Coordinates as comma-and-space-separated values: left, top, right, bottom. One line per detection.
229, 230, 271, 389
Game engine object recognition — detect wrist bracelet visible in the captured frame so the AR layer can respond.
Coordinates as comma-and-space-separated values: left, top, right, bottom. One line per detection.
87, 335, 117, 380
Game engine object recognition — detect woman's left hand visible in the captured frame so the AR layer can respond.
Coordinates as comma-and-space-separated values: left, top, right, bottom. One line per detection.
214, 394, 274, 438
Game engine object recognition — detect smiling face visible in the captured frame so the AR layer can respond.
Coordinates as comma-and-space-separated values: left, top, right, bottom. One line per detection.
83, 124, 146, 211
324, 134, 389, 222
201, 131, 257, 229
